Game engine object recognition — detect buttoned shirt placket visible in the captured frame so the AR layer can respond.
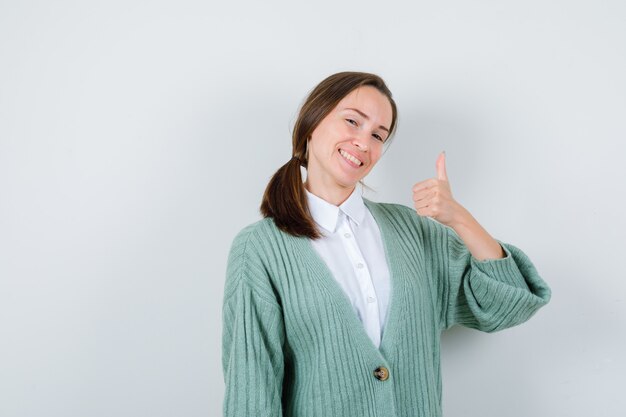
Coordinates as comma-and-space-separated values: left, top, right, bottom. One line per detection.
337, 209, 381, 348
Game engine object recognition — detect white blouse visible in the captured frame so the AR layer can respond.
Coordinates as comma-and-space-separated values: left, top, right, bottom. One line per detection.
305, 184, 391, 348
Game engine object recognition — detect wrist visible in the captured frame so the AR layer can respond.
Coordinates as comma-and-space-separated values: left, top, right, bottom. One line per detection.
449, 203, 474, 231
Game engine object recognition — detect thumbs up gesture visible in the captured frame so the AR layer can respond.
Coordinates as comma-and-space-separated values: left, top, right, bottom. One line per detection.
412, 151, 468, 227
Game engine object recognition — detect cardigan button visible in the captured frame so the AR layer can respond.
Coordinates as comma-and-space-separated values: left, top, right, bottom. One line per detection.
373, 366, 389, 381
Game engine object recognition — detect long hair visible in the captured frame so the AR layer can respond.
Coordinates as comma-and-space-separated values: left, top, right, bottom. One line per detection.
260, 71, 398, 239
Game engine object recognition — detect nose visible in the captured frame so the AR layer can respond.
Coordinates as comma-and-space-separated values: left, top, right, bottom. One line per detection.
352, 130, 369, 151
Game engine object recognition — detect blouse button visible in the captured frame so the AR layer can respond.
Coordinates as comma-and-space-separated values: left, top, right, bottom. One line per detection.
373, 366, 389, 381
356, 263, 364, 269
344, 232, 351, 238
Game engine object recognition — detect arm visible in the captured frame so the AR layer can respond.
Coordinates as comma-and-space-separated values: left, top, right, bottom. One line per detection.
412, 152, 551, 331
438, 219, 552, 332
413, 152, 504, 261
448, 205, 506, 261
222, 227, 285, 417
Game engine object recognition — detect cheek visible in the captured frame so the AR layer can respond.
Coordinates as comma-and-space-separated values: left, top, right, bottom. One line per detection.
370, 146, 383, 163
310, 122, 337, 145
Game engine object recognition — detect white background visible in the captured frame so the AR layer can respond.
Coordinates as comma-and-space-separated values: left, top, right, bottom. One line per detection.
1, 1, 625, 416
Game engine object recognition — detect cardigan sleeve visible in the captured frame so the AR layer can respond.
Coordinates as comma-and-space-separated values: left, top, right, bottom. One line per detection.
424, 217, 552, 332
222, 227, 285, 417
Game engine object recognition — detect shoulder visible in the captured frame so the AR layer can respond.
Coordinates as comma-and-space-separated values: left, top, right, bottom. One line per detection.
363, 198, 452, 240
228, 217, 280, 262
231, 217, 273, 244
225, 217, 283, 302
364, 198, 414, 218
363, 198, 438, 227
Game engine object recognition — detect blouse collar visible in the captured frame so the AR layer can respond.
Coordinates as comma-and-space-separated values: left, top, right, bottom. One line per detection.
304, 184, 366, 234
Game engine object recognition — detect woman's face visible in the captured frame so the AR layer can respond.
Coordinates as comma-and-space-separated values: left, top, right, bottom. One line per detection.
305, 86, 393, 197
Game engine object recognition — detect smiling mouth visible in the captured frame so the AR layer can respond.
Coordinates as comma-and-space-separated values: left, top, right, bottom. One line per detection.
339, 149, 363, 166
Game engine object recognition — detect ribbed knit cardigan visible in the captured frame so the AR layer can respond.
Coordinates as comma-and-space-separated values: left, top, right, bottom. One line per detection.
221, 199, 551, 417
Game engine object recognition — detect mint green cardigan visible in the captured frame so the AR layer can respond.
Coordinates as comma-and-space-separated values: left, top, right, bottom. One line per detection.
222, 199, 551, 417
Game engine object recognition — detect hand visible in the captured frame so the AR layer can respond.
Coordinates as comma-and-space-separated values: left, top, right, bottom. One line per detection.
412, 151, 467, 227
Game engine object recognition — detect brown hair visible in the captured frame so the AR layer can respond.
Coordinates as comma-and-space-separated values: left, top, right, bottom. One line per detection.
260, 71, 398, 239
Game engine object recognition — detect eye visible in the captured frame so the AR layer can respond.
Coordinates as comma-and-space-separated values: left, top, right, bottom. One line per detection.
346, 118, 358, 126
373, 133, 384, 142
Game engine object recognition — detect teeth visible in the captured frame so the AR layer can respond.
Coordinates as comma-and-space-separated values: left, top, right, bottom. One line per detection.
339, 149, 362, 166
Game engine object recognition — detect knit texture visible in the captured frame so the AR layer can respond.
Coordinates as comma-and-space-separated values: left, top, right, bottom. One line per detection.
222, 199, 551, 417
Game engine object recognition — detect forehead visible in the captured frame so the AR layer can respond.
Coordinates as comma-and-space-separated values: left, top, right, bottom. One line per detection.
336, 86, 393, 126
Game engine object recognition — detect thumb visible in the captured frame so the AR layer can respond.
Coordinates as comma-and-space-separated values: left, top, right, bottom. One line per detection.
436, 151, 448, 181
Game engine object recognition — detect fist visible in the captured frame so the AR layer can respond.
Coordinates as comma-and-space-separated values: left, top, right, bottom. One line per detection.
412, 152, 466, 227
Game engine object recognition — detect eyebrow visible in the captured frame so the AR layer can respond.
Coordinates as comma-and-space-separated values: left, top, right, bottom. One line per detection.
344, 107, 390, 133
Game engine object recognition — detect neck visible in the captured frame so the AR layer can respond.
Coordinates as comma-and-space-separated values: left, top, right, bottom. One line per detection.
304, 179, 356, 206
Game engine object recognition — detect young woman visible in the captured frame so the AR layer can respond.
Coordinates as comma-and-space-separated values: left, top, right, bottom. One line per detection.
222, 71, 551, 417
